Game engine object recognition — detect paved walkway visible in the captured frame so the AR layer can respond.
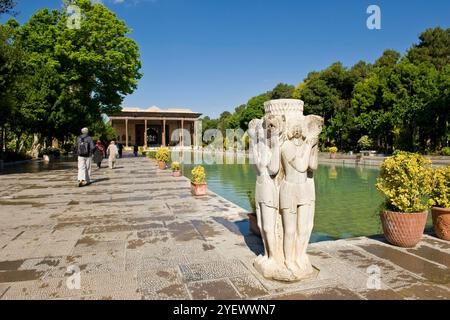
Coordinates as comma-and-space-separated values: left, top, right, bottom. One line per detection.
0, 155, 449, 300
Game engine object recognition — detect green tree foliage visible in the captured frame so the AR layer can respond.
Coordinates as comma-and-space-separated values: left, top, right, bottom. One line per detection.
297, 62, 369, 149
0, 21, 25, 153
0, 0, 15, 16
0, 0, 142, 156
239, 92, 271, 130
90, 118, 117, 143
407, 27, 450, 71
270, 83, 295, 99
357, 135, 373, 150
226, 104, 245, 129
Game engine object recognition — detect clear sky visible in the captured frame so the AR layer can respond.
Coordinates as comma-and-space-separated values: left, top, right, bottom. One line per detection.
2, 0, 450, 117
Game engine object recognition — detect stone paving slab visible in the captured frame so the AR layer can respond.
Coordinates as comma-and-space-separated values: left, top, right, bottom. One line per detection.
0, 155, 449, 300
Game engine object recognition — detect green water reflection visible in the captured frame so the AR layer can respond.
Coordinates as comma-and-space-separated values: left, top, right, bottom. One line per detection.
182, 156, 431, 242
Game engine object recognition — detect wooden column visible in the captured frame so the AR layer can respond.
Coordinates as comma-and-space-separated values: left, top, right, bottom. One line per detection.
194, 120, 201, 149
144, 119, 148, 147
181, 119, 184, 147
162, 119, 166, 146
190, 120, 194, 147
125, 118, 129, 147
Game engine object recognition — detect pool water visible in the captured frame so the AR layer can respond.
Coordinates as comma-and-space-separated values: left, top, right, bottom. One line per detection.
182, 156, 432, 242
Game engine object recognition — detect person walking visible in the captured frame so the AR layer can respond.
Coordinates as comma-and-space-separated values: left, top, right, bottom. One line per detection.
107, 140, 119, 169
133, 143, 139, 157
118, 143, 123, 158
93, 140, 105, 169
77, 127, 95, 187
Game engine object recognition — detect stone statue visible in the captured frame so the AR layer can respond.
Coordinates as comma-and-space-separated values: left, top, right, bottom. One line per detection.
248, 116, 282, 278
250, 99, 324, 282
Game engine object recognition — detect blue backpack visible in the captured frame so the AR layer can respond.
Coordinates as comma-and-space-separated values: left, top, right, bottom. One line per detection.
79, 137, 90, 157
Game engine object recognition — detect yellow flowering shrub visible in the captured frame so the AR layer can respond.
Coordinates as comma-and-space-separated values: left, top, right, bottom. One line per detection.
376, 151, 433, 213
171, 161, 180, 171
191, 166, 206, 184
328, 146, 338, 153
155, 147, 170, 162
429, 166, 450, 208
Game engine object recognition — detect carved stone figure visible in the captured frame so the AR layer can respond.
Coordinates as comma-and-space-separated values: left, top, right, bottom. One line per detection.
250, 99, 323, 282
248, 116, 282, 278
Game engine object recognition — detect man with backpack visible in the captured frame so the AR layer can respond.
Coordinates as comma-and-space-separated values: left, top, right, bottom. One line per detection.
77, 127, 95, 187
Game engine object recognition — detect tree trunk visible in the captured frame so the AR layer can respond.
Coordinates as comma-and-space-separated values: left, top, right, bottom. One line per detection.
31, 134, 41, 159
0, 125, 3, 155
14, 132, 23, 154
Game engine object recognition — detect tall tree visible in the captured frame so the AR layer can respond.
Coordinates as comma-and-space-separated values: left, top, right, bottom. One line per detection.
351, 50, 402, 152
270, 83, 295, 99
0, 0, 15, 16
0, 20, 24, 154
407, 27, 450, 71
239, 92, 271, 130
10, 0, 142, 143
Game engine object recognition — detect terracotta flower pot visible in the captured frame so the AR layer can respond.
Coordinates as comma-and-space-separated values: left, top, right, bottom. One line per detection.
431, 207, 450, 241
172, 170, 181, 177
330, 152, 336, 159
191, 182, 207, 196
380, 211, 428, 247
247, 213, 261, 236
158, 161, 166, 170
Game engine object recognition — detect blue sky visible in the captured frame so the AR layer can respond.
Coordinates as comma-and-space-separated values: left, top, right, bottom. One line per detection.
2, 0, 450, 117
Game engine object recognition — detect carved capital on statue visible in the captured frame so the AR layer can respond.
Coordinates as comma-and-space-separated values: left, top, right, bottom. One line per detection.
264, 99, 304, 117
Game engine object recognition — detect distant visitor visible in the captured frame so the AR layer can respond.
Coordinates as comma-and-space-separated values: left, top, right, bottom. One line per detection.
76, 127, 95, 187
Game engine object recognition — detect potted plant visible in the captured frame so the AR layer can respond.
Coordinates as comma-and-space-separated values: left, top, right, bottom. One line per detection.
191, 165, 207, 196
429, 166, 450, 240
171, 161, 181, 177
376, 151, 433, 247
328, 146, 338, 159
246, 191, 261, 236
155, 147, 169, 170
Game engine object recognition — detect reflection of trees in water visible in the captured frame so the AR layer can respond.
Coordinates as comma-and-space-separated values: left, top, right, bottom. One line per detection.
1, 157, 77, 174
212, 163, 256, 192
356, 166, 369, 181
314, 164, 383, 239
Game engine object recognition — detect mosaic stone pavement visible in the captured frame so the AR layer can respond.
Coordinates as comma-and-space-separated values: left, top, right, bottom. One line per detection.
0, 155, 449, 300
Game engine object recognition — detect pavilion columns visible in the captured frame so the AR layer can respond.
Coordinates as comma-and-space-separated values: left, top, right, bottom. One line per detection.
194, 120, 201, 149
162, 119, 166, 146
125, 118, 129, 147
144, 119, 148, 147
181, 119, 184, 147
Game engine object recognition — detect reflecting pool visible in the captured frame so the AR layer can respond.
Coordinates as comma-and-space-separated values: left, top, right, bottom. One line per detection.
181, 154, 432, 242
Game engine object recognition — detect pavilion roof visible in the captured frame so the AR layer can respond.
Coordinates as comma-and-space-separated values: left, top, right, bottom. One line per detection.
108, 106, 202, 119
